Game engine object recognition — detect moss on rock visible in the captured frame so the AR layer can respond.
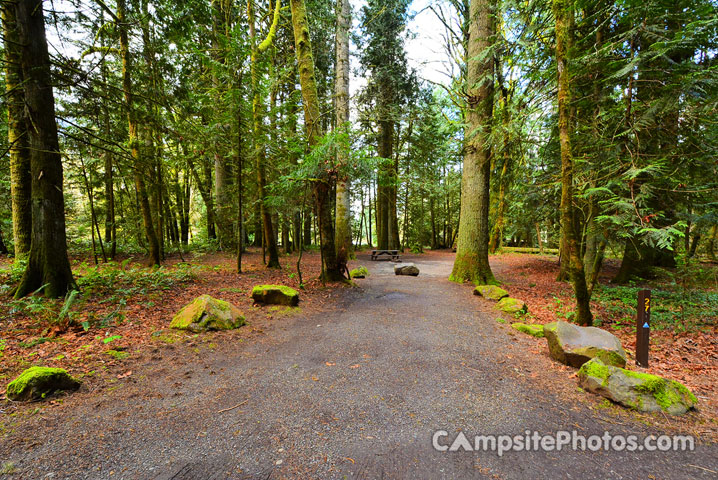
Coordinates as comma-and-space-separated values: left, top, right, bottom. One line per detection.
170, 295, 245, 332
6, 366, 81, 401
495, 297, 527, 315
474, 285, 509, 301
350, 266, 369, 279
578, 358, 696, 415
511, 322, 545, 338
544, 321, 626, 368
251, 285, 299, 306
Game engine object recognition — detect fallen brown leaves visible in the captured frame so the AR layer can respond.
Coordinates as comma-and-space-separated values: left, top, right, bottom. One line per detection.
0, 248, 348, 399
490, 252, 718, 432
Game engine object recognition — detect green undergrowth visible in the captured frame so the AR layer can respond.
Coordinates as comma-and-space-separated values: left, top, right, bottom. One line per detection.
592, 283, 718, 332
2, 261, 198, 333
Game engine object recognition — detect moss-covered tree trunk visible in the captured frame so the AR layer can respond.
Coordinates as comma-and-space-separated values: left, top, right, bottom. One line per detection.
707, 225, 717, 261
3, 1, 32, 261
334, 0, 353, 262
13, 0, 76, 298
100, 55, 117, 259
118, 0, 160, 266
290, 0, 344, 282
211, 0, 235, 251
488, 157, 509, 254
450, 0, 496, 285
248, 0, 280, 268
554, 0, 592, 326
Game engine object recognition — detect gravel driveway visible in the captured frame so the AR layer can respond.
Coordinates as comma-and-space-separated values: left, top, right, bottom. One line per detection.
1, 253, 716, 479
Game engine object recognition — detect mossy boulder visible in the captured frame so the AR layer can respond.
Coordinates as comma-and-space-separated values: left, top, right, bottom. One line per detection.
251, 285, 299, 306
350, 266, 369, 279
544, 321, 626, 368
394, 264, 419, 276
6, 367, 81, 401
495, 297, 527, 314
474, 285, 509, 301
578, 358, 697, 415
511, 322, 545, 338
170, 295, 245, 332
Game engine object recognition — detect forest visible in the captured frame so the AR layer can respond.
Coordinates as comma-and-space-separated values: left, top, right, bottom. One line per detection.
0, 0, 715, 308
0, 0, 716, 299
0, 0, 717, 476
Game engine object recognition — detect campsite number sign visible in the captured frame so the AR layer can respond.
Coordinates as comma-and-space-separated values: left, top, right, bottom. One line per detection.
636, 290, 651, 367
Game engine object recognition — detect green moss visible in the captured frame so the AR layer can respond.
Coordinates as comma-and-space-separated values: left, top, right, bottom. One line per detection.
252, 284, 298, 297
511, 322, 545, 338
578, 358, 610, 385
105, 349, 129, 360
170, 295, 245, 332
495, 297, 527, 315
622, 369, 697, 411
350, 266, 369, 279
251, 285, 299, 306
1, 462, 16, 475
594, 349, 627, 368
449, 252, 498, 285
6, 366, 81, 401
495, 318, 507, 324
474, 285, 509, 301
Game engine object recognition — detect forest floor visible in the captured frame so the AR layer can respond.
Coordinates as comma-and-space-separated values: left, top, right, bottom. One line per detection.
486, 250, 718, 428
0, 248, 346, 398
0, 249, 716, 478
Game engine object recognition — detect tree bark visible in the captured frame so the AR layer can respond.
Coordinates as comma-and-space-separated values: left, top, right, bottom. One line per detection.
554, 0, 592, 325
0, 229, 7, 255
249, 0, 280, 268
334, 0, 353, 262
3, 1, 32, 261
707, 225, 717, 261
290, 0, 343, 281
13, 0, 76, 298
450, 0, 496, 285
117, 0, 160, 266
211, 0, 235, 251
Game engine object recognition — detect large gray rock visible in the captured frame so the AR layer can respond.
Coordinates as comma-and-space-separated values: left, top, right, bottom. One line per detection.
544, 321, 626, 368
578, 358, 696, 415
170, 295, 246, 332
394, 264, 419, 276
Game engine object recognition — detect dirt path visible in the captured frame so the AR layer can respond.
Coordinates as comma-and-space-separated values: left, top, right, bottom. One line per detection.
1, 253, 716, 479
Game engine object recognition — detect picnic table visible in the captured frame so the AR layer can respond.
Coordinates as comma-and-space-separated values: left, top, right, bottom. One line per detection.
371, 249, 400, 261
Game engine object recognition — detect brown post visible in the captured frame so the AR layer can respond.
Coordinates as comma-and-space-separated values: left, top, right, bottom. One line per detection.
636, 289, 651, 367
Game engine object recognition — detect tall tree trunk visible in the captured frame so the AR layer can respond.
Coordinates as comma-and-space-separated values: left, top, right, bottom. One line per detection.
103, 127, 116, 258
290, 0, 343, 281
450, 0, 496, 285
707, 225, 717, 261
236, 88, 245, 273
554, 0, 592, 325
249, 0, 280, 268
334, 0, 353, 262
3, 1, 32, 261
0, 229, 7, 255
377, 119, 393, 250
187, 155, 216, 241
488, 157, 509, 253
118, 0, 160, 266
13, 0, 76, 298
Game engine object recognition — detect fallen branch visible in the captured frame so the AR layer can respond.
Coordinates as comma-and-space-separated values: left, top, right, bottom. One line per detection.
685, 464, 717, 475
217, 399, 249, 414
